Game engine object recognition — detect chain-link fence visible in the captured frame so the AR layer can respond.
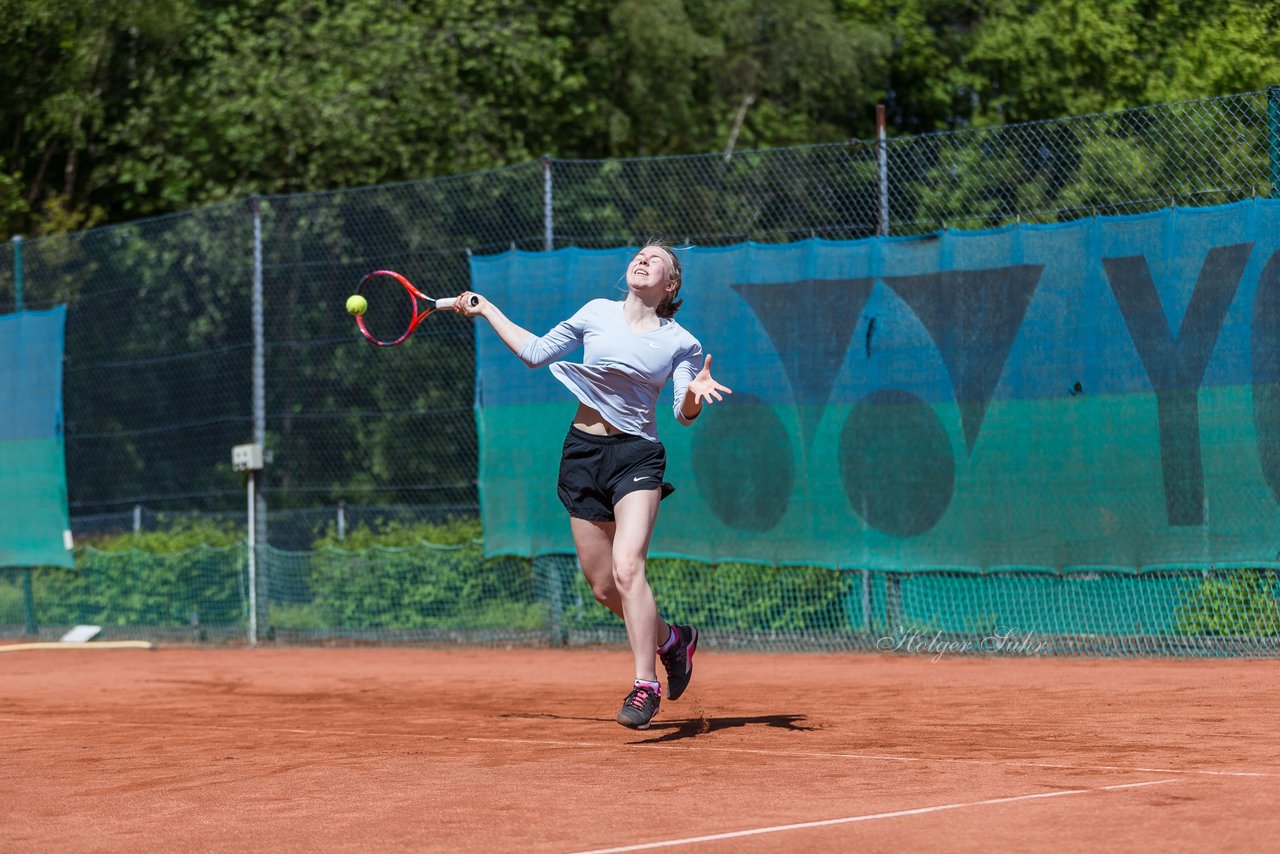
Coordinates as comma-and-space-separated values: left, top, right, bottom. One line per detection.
4, 550, 1277, 656
2, 89, 1274, 531
2, 89, 1280, 651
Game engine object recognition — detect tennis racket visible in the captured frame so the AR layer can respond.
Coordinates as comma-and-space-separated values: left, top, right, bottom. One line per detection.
351, 270, 478, 347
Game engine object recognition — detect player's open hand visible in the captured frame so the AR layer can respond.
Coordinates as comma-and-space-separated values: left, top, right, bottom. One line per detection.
689, 354, 732, 405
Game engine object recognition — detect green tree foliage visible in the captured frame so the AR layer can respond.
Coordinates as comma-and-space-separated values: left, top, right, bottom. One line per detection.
845, 0, 1280, 131
6, 515, 861, 637
564, 558, 859, 633
0, 0, 195, 235
958, 0, 1151, 123
4, 0, 1276, 236
1173, 570, 1280, 637
302, 518, 544, 631
1141, 0, 1280, 104
25, 517, 245, 627
1, 0, 895, 233
951, 0, 1280, 124
582, 0, 891, 155
839, 0, 984, 133
103, 0, 586, 214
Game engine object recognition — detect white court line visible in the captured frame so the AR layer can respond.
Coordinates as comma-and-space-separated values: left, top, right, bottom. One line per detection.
568, 779, 1180, 854
0, 716, 1271, 779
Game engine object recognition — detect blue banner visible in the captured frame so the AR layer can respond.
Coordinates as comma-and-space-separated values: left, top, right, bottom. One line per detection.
0, 306, 74, 568
472, 199, 1280, 570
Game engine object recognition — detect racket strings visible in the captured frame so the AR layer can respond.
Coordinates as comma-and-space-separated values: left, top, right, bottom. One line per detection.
360, 274, 420, 345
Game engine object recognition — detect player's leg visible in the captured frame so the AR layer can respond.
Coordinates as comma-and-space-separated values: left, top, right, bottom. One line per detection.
559, 425, 628, 619
611, 487, 663, 680
570, 516, 623, 619
607, 439, 696, 702
564, 474, 672, 664
610, 488, 668, 729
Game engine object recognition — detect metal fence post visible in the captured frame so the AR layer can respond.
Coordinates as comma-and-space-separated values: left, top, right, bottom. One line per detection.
21, 570, 36, 635
251, 196, 268, 643
542, 154, 553, 251
861, 568, 871, 632
247, 470, 257, 645
541, 555, 567, 646
885, 571, 902, 634
877, 105, 889, 236
1268, 85, 1280, 198
9, 235, 37, 635
11, 234, 22, 310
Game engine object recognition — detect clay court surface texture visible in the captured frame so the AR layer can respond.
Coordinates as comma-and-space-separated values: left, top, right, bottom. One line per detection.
1, 645, 1276, 853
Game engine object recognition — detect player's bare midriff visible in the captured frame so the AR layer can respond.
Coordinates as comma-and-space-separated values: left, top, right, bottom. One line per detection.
572, 402, 626, 435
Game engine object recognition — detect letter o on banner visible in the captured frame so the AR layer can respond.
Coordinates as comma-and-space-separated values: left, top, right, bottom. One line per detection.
691, 393, 794, 532
840, 388, 955, 537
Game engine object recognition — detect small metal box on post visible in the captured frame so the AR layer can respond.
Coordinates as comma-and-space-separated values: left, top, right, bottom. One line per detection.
232, 443, 266, 645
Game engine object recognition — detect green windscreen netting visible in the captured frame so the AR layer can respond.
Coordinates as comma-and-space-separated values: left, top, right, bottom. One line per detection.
3, 549, 1275, 655
0, 307, 73, 568
472, 199, 1280, 572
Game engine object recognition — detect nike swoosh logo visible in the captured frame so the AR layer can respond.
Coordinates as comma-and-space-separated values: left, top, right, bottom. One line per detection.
633, 476, 651, 482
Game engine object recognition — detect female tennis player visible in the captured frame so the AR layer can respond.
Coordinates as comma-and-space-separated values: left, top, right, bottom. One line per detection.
452, 242, 730, 729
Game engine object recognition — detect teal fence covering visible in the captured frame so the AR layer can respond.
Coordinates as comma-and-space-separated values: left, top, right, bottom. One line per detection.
473, 199, 1280, 570
0, 306, 73, 568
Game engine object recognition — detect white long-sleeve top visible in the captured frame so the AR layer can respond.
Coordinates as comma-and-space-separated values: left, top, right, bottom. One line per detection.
517, 299, 703, 441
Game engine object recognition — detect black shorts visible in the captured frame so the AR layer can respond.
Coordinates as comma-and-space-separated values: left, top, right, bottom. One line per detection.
557, 426, 675, 522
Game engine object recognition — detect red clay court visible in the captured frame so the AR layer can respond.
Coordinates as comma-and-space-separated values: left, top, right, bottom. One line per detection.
2, 645, 1277, 852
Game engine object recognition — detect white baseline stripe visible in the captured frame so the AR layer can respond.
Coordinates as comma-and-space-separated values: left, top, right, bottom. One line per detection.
569, 779, 1180, 854
0, 641, 153, 652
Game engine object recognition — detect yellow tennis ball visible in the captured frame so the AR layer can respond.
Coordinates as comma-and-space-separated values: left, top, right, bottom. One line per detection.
346, 294, 367, 316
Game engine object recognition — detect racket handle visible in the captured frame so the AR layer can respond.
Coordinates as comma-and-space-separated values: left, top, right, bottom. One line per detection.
434, 295, 480, 310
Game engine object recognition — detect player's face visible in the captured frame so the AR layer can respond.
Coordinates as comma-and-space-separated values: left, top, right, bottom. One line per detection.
626, 247, 675, 295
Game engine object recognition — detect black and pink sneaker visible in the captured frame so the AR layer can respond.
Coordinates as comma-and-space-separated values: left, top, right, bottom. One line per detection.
659, 624, 698, 701
616, 681, 662, 730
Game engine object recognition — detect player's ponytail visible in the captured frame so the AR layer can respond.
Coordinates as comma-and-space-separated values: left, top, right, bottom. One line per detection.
653, 242, 683, 318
